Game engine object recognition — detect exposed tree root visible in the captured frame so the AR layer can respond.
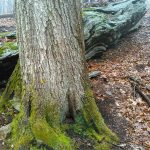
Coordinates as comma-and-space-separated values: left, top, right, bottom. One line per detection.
11, 115, 73, 150
10, 88, 118, 149
62, 83, 119, 150
11, 105, 118, 150
83, 84, 118, 143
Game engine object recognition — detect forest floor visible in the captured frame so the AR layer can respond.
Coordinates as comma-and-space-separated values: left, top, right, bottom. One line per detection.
0, 9, 150, 150
88, 9, 150, 150
0, 17, 15, 32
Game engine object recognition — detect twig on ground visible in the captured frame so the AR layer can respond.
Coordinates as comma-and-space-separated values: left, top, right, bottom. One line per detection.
129, 77, 150, 107
134, 85, 150, 107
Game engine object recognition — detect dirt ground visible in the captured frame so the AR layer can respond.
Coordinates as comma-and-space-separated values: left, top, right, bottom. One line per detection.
88, 9, 150, 150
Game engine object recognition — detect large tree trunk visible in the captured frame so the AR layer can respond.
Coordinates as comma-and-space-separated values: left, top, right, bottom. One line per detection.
16, 0, 85, 122
1, 0, 118, 149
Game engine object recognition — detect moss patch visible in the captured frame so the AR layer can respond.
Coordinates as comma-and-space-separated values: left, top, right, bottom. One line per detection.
10, 106, 73, 150
84, 84, 119, 140
31, 119, 73, 150
0, 42, 18, 57
0, 62, 21, 110
69, 111, 118, 149
10, 111, 33, 149
71, 81, 120, 149
0, 32, 11, 38
1, 64, 119, 149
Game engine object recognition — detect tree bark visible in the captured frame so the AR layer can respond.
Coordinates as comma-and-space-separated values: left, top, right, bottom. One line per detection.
4, 0, 119, 149
16, 0, 86, 122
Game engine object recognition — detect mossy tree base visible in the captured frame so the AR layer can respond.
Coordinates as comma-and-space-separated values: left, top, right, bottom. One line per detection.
68, 83, 119, 150
0, 63, 119, 150
11, 115, 73, 149
11, 110, 118, 150
0, 68, 118, 150
11, 101, 118, 150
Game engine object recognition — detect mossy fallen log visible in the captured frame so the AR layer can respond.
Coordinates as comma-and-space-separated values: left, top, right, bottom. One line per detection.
84, 0, 146, 59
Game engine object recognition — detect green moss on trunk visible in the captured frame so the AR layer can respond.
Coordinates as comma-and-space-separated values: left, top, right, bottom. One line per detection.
0, 62, 21, 109
11, 115, 33, 149
1, 65, 118, 150
11, 114, 73, 150
68, 82, 119, 149
83, 82, 119, 142
10, 87, 73, 150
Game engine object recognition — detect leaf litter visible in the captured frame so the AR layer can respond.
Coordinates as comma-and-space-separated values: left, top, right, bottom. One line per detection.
87, 9, 150, 150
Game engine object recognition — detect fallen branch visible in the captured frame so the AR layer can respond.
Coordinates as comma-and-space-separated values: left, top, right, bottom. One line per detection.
128, 76, 150, 92
128, 76, 141, 85
134, 85, 150, 107
130, 81, 150, 107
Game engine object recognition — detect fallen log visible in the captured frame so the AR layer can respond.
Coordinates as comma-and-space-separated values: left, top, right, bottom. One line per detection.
84, 0, 146, 59
0, 42, 18, 84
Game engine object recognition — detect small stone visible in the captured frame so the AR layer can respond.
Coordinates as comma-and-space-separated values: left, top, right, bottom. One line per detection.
145, 85, 150, 90
0, 124, 11, 140
89, 71, 101, 78
87, 143, 91, 146
118, 143, 126, 147
106, 91, 113, 96
130, 144, 145, 150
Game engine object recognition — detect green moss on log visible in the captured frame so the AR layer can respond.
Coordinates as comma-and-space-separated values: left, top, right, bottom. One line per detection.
0, 32, 11, 38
